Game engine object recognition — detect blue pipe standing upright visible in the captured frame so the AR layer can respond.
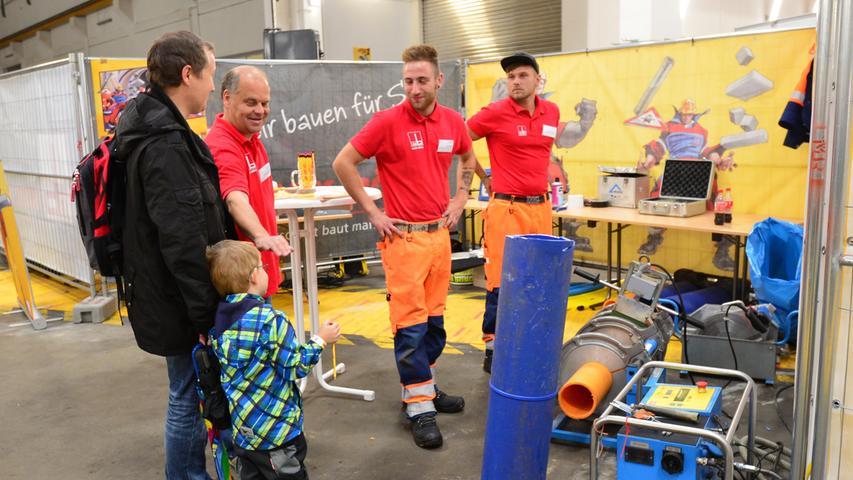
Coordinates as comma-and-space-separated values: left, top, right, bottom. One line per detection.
482, 234, 574, 480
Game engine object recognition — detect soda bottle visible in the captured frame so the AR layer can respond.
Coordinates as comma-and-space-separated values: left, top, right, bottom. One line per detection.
713, 190, 726, 225
723, 188, 733, 223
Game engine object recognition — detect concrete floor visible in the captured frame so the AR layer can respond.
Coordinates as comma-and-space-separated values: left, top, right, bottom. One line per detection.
0, 269, 795, 479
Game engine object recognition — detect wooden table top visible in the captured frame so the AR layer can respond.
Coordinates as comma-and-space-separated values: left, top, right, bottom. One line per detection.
464, 199, 802, 237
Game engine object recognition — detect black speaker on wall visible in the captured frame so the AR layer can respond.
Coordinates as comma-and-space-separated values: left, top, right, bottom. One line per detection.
263, 29, 321, 60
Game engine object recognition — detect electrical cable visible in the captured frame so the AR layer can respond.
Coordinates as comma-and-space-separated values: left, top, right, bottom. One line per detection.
770, 441, 785, 474
645, 261, 697, 384
733, 435, 793, 478
723, 303, 742, 373
755, 442, 783, 473
716, 302, 748, 394
774, 383, 794, 433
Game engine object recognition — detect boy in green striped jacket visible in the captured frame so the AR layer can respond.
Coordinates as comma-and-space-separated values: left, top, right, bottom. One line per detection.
206, 240, 340, 479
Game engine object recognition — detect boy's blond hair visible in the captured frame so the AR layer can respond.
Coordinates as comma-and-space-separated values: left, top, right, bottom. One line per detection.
402, 44, 439, 74
206, 240, 259, 296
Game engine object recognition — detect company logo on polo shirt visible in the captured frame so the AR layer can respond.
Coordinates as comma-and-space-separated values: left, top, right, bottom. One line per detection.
407, 131, 424, 150
516, 125, 528, 137
244, 153, 257, 173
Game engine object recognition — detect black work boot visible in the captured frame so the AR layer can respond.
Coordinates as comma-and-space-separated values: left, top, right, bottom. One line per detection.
483, 349, 493, 374
434, 389, 465, 413
411, 413, 443, 449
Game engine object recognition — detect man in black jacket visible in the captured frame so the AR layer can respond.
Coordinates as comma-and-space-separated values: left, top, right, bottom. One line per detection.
115, 31, 227, 479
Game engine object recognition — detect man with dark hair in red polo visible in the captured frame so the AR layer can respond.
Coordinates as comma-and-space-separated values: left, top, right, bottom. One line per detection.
206, 65, 292, 301
467, 52, 561, 373
333, 44, 477, 450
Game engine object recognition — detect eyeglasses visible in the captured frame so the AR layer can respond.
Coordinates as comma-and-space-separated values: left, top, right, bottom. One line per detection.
248, 263, 267, 282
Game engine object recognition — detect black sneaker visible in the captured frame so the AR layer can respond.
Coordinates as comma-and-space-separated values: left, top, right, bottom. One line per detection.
411, 413, 443, 449
483, 349, 493, 374
434, 390, 465, 413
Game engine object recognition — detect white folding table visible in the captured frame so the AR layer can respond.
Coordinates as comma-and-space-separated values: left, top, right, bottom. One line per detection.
275, 185, 380, 401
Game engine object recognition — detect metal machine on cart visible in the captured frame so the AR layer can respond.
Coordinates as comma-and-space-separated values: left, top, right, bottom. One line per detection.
551, 261, 675, 447
551, 263, 777, 479
590, 361, 758, 480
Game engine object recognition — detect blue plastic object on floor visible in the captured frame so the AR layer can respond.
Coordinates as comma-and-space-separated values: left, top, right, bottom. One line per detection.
663, 286, 729, 316
659, 280, 698, 299
568, 281, 603, 296
482, 235, 574, 480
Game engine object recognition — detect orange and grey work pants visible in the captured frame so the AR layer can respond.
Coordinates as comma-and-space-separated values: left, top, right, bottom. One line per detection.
378, 223, 450, 418
482, 197, 552, 350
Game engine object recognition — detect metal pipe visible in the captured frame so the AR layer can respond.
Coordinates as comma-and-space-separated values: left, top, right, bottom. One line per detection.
791, 0, 852, 477
1, 170, 75, 180
811, 0, 853, 477
0, 57, 67, 80
69, 53, 98, 295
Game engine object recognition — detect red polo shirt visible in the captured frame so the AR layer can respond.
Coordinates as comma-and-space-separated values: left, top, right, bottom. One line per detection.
205, 113, 281, 298
467, 96, 560, 196
350, 100, 472, 222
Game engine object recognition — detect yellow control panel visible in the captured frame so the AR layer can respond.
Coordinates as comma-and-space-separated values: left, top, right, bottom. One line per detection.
644, 384, 718, 413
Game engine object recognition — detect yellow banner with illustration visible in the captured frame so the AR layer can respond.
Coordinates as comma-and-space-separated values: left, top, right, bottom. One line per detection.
466, 28, 814, 275
89, 58, 208, 139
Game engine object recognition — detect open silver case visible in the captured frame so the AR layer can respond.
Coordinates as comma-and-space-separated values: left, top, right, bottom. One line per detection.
638, 159, 714, 217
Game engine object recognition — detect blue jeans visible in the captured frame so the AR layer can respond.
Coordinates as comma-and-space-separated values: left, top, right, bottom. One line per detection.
165, 353, 212, 480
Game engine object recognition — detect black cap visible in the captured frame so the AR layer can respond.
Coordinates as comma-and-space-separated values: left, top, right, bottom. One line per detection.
500, 52, 539, 73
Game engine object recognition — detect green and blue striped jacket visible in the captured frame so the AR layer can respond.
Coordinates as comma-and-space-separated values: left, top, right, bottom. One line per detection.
211, 293, 323, 450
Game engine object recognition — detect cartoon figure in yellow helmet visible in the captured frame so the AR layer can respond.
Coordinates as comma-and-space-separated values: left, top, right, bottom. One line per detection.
638, 99, 736, 270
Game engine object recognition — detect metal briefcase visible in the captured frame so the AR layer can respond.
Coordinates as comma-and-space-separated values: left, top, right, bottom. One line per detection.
638, 159, 714, 218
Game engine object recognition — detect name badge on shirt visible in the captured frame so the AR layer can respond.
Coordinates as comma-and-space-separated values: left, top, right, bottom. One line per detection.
437, 139, 454, 153
542, 124, 557, 138
258, 163, 271, 182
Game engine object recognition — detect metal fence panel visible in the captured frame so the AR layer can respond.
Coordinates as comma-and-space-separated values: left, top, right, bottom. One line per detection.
0, 60, 91, 283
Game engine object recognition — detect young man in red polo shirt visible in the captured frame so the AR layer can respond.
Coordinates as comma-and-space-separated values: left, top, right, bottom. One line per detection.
206, 66, 292, 300
333, 44, 477, 450
467, 52, 560, 373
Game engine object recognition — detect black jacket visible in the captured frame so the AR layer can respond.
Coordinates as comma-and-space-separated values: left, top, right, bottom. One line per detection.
115, 86, 229, 356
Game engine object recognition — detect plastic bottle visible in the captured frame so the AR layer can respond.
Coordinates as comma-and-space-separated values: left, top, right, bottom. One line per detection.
723, 188, 733, 223
552, 181, 564, 209
713, 190, 726, 225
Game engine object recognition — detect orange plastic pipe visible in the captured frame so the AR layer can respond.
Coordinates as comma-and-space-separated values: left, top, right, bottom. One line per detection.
558, 361, 613, 419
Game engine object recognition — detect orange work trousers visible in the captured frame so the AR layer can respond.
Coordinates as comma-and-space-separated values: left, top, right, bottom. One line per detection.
483, 198, 553, 291
378, 226, 451, 333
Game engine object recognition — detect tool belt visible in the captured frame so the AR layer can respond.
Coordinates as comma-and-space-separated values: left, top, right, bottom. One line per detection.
493, 193, 548, 204
394, 221, 444, 233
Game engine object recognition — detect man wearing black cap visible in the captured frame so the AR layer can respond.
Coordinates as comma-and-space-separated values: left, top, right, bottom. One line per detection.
467, 52, 561, 373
